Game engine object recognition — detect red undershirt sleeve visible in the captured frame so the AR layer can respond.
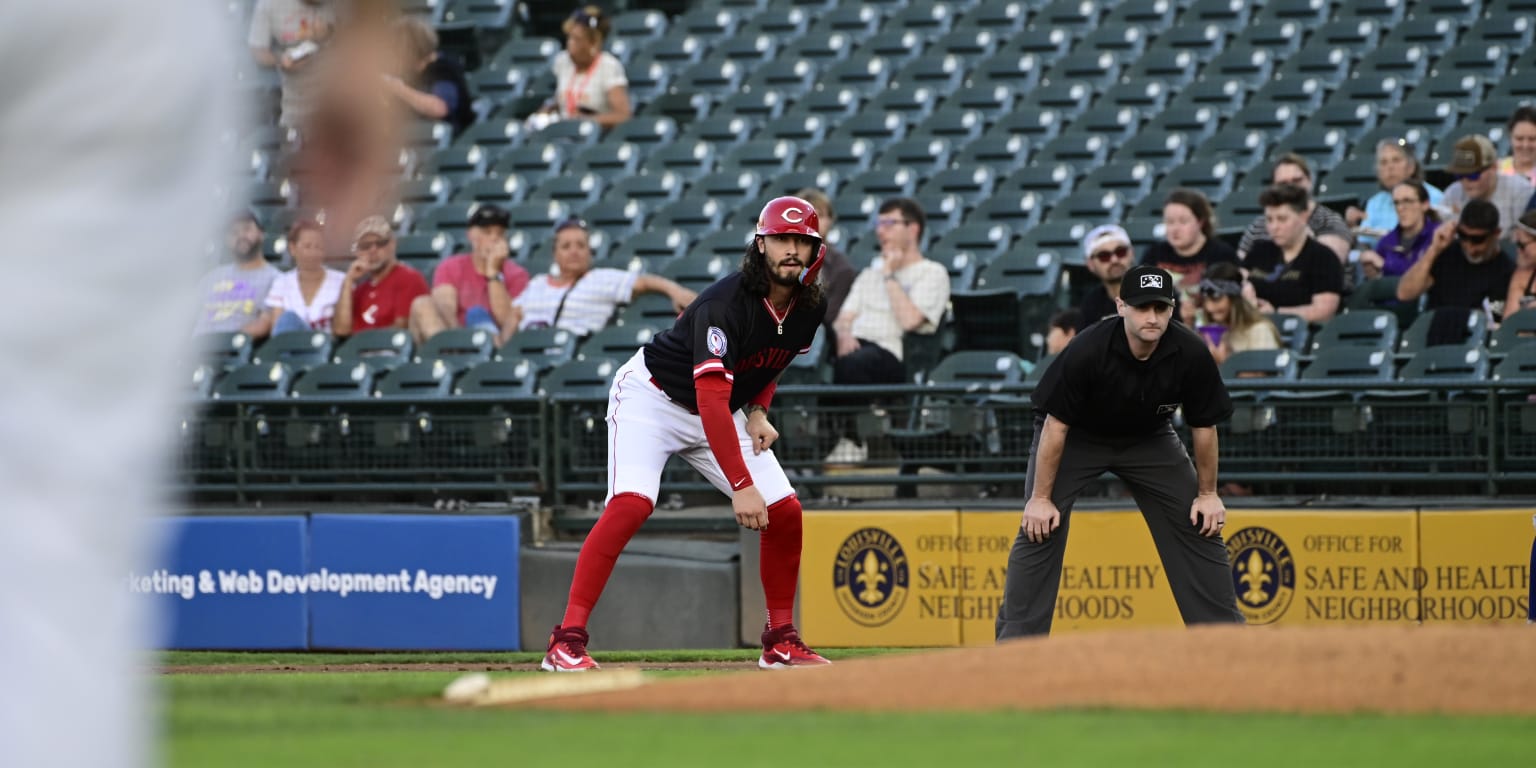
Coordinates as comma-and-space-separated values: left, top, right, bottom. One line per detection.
750, 380, 776, 411
695, 372, 752, 491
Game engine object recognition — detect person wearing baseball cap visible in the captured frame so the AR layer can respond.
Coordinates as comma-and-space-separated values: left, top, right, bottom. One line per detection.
997, 263, 1243, 639
1444, 134, 1536, 240
409, 203, 530, 345
1075, 224, 1136, 330
331, 215, 429, 337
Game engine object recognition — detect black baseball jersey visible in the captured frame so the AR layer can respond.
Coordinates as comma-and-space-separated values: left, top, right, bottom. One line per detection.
645, 272, 826, 412
1033, 315, 1232, 436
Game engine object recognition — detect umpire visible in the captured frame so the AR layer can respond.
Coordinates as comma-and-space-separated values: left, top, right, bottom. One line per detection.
996, 264, 1244, 639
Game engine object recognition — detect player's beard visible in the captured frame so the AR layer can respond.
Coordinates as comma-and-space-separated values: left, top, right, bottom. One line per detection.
768, 256, 803, 288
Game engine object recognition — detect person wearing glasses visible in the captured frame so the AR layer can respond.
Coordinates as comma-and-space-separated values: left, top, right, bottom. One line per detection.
331, 215, 429, 337
1076, 224, 1136, 330
1502, 210, 1536, 319
1444, 135, 1536, 241
1237, 154, 1354, 263
507, 218, 696, 337
1244, 184, 1345, 325
530, 6, 631, 130
1142, 188, 1238, 305
409, 204, 530, 345
1195, 262, 1279, 366
1395, 199, 1513, 317
1359, 181, 1444, 279
1344, 139, 1444, 248
828, 197, 950, 464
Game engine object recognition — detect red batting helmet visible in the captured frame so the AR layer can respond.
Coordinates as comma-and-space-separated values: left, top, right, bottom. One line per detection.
755, 196, 826, 286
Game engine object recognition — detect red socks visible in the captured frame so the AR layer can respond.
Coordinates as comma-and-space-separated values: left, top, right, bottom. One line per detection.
761, 495, 804, 630
561, 492, 653, 629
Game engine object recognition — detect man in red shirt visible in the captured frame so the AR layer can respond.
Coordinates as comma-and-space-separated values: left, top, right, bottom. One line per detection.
332, 215, 429, 336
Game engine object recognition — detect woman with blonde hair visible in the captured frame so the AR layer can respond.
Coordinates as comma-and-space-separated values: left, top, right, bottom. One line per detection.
1196, 262, 1280, 365
531, 5, 631, 129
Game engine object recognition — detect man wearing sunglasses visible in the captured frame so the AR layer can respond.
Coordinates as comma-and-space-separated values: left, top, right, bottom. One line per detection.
1444, 134, 1536, 241
1076, 224, 1137, 331
1396, 199, 1514, 318
997, 264, 1242, 639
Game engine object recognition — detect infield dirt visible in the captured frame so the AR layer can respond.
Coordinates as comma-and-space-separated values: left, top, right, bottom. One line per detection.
517, 624, 1536, 715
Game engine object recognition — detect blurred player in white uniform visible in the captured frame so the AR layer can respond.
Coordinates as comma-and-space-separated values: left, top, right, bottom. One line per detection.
0, 2, 236, 766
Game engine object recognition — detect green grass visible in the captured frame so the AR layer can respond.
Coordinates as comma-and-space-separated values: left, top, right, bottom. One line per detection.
163, 664, 1536, 768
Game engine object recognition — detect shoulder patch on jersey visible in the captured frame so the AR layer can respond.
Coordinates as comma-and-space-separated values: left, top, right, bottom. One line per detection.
706, 326, 728, 357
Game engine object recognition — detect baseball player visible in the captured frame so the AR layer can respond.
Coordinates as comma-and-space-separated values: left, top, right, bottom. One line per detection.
543, 197, 833, 671
996, 265, 1245, 639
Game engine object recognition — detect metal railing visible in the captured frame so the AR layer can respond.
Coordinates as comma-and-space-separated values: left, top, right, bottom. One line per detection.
177, 379, 1536, 503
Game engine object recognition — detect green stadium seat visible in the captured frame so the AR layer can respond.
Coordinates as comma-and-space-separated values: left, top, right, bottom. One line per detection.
785, 87, 864, 121
899, 52, 970, 91
820, 56, 895, 97
1221, 348, 1301, 382
1100, 80, 1172, 112
684, 114, 758, 150
861, 29, 930, 68
453, 358, 540, 397
740, 61, 817, 104
333, 329, 414, 373
374, 360, 456, 399
212, 361, 295, 400
804, 138, 876, 177
876, 136, 953, 176
614, 293, 684, 331
1043, 49, 1122, 91
1338, 0, 1407, 22
648, 197, 726, 240
955, 134, 1032, 176
757, 114, 831, 145
639, 139, 717, 182
656, 251, 733, 293
531, 172, 606, 210
783, 29, 858, 65
1121, 48, 1201, 89
497, 326, 579, 371
1154, 21, 1227, 61
1232, 20, 1307, 56
418, 328, 496, 370
537, 356, 621, 399
252, 331, 333, 370
576, 324, 661, 362
291, 361, 376, 399
690, 169, 765, 208
199, 331, 254, 373
1309, 311, 1400, 355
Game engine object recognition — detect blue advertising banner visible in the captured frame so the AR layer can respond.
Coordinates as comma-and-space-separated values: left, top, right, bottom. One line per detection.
144, 517, 309, 649
308, 514, 521, 650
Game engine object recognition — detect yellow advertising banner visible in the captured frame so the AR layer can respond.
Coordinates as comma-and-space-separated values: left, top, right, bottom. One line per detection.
960, 511, 1182, 643
800, 511, 962, 647
1418, 509, 1532, 624
1221, 510, 1420, 626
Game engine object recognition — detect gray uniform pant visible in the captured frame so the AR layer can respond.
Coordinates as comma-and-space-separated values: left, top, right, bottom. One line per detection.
995, 418, 1244, 640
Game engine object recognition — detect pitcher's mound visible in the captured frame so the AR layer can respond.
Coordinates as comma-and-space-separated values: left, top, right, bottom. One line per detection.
526, 624, 1536, 715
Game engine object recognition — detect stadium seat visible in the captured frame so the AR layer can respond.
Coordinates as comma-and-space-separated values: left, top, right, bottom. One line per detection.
614, 292, 686, 331
608, 168, 685, 210
1121, 49, 1201, 90
1221, 348, 1301, 381
969, 190, 1046, 231
1270, 125, 1352, 171
1043, 49, 1122, 90
333, 329, 414, 373
640, 139, 717, 182
657, 251, 734, 293
900, 52, 970, 92
786, 87, 865, 121
454, 358, 540, 397
684, 114, 759, 151
291, 362, 376, 399
1232, 20, 1307, 57
1309, 311, 1400, 355
498, 326, 579, 371
783, 29, 858, 65
953, 250, 1062, 357
1111, 131, 1191, 175
1489, 312, 1536, 356
199, 331, 254, 373
491, 143, 565, 184
821, 56, 895, 97
252, 331, 333, 370
1050, 188, 1127, 223
1155, 22, 1228, 61
861, 29, 930, 68
988, 106, 1067, 144
690, 169, 765, 208
1031, 133, 1111, 170
955, 134, 1032, 176
919, 167, 999, 211
1184, 0, 1253, 30
418, 328, 496, 370
740, 61, 817, 103
576, 324, 662, 362
212, 361, 295, 400
531, 172, 606, 211
374, 360, 456, 399
875, 136, 953, 176
537, 356, 621, 399
757, 114, 832, 146
506, 199, 571, 234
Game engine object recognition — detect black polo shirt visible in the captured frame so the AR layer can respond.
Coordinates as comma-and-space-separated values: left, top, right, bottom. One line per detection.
1033, 315, 1232, 437
645, 272, 825, 413
1245, 237, 1345, 309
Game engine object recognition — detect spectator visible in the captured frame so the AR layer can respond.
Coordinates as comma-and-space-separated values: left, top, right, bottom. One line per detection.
383, 16, 475, 138
248, 0, 335, 129
1142, 187, 1238, 295
1196, 262, 1280, 366
1045, 308, 1081, 355
1443, 135, 1536, 239
828, 197, 950, 463
1244, 184, 1345, 325
794, 187, 857, 328
1500, 106, 1536, 185
510, 218, 696, 336
1396, 199, 1513, 315
194, 210, 281, 335
410, 204, 530, 345
1359, 181, 1444, 279
1345, 138, 1445, 246
530, 6, 631, 130
1077, 224, 1135, 330
1504, 210, 1536, 319
332, 215, 428, 336
1237, 154, 1353, 262
249, 219, 346, 338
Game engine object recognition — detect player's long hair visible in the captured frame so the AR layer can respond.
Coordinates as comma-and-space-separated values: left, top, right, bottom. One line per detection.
741, 239, 825, 307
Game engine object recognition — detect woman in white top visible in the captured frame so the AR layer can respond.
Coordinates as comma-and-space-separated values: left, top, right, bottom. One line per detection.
534, 6, 631, 130
252, 219, 347, 337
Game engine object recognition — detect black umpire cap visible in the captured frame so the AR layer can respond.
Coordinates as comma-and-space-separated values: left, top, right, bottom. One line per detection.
1119, 265, 1179, 307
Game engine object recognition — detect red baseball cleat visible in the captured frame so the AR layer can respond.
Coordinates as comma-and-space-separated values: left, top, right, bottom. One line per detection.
758, 624, 831, 669
541, 625, 599, 672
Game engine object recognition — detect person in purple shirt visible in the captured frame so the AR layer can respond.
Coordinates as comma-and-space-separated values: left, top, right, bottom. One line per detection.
1360, 180, 1444, 279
